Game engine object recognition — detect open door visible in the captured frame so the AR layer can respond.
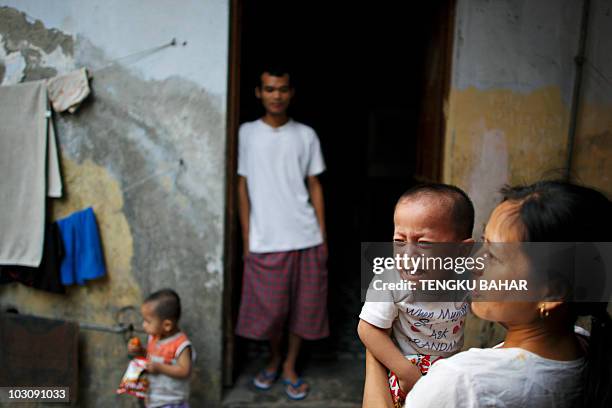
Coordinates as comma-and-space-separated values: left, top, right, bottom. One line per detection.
223, 0, 456, 390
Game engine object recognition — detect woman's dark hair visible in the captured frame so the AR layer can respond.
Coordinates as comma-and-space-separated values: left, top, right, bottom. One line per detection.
500, 180, 610, 242
500, 180, 611, 408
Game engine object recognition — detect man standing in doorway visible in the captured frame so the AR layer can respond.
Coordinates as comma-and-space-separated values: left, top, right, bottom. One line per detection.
235, 66, 329, 400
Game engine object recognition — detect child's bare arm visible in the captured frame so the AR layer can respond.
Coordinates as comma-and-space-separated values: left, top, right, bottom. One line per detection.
357, 319, 422, 391
147, 347, 192, 379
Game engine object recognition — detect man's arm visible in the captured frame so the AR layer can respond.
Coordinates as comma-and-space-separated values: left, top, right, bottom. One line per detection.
237, 176, 250, 256
307, 175, 326, 243
357, 319, 422, 391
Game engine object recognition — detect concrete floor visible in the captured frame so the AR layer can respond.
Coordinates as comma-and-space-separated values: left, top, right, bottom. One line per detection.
222, 353, 365, 408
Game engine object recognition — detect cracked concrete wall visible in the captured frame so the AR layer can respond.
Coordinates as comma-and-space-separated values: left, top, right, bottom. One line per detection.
0, 1, 228, 406
446, 0, 612, 348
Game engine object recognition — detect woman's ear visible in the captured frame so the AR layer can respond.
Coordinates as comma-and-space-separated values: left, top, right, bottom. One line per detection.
543, 276, 572, 302
539, 300, 564, 317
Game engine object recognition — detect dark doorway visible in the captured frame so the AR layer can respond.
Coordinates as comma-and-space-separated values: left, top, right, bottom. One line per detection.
223, 1, 454, 402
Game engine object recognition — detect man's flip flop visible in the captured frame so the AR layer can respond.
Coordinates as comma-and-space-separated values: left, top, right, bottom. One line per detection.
252, 369, 278, 390
283, 377, 309, 400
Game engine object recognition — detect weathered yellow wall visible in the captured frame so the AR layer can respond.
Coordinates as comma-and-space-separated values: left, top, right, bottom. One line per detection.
444, 86, 570, 183
445, 0, 612, 348
445, 88, 612, 348
444, 86, 571, 235
443, 86, 573, 348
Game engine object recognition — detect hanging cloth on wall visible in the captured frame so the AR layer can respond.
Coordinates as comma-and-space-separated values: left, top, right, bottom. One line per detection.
0, 80, 62, 267
56, 207, 106, 286
0, 222, 66, 294
46, 67, 91, 113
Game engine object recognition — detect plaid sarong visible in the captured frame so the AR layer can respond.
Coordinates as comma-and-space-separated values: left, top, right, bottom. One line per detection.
235, 244, 329, 340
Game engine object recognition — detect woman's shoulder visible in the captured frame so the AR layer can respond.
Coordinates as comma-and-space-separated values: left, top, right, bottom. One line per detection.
437, 346, 585, 373
406, 347, 585, 408
434, 347, 514, 368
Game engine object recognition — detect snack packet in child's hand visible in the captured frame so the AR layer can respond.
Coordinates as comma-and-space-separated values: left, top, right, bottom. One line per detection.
117, 357, 148, 398
129, 336, 141, 348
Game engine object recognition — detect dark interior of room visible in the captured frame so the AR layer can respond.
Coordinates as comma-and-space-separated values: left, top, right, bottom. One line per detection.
232, 0, 450, 381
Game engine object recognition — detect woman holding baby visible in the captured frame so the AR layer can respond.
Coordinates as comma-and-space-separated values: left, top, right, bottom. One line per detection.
363, 180, 612, 408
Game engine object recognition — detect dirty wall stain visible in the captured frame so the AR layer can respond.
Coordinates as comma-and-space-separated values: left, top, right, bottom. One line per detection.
443, 85, 570, 232
445, 86, 570, 187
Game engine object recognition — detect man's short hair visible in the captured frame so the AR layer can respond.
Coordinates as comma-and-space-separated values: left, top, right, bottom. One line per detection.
144, 289, 181, 322
257, 63, 293, 88
398, 183, 475, 239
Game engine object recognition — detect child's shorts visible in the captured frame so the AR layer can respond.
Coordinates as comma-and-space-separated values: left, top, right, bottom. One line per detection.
388, 354, 444, 408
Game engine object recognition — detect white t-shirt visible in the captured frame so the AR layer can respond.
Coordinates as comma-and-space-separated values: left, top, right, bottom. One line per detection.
404, 347, 585, 408
359, 292, 468, 357
238, 118, 325, 253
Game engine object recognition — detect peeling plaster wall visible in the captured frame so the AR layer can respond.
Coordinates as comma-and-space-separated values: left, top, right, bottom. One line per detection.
0, 2, 228, 406
446, 0, 612, 348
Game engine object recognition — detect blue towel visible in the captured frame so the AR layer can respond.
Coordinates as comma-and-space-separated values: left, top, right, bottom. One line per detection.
57, 207, 106, 286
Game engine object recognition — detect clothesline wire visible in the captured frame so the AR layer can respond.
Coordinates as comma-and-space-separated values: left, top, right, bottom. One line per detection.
122, 160, 184, 195
91, 38, 178, 73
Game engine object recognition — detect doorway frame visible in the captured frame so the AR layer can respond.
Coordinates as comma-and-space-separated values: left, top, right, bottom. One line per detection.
222, 0, 242, 388
222, 0, 456, 387
414, 0, 456, 183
